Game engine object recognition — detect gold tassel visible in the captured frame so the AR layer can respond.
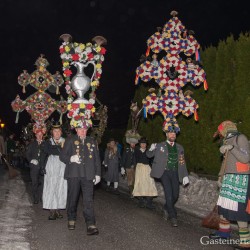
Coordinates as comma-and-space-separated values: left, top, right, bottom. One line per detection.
22, 85, 26, 93
56, 86, 60, 95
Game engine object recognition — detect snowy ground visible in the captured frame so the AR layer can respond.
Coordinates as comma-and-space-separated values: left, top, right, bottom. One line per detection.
0, 166, 32, 250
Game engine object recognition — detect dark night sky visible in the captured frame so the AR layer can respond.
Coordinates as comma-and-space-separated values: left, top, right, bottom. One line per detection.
0, 0, 249, 134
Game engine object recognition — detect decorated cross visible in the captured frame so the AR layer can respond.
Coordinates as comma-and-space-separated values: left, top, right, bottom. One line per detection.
135, 10, 208, 133
11, 55, 67, 130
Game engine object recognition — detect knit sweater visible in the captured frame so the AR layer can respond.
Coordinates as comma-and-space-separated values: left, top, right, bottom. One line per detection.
219, 134, 250, 176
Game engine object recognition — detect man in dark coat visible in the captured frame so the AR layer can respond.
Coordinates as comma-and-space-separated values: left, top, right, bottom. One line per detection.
120, 138, 138, 197
147, 127, 189, 227
26, 129, 47, 204
60, 127, 101, 235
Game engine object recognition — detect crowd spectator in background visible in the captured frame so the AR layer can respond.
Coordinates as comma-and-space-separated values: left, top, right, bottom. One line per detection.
104, 138, 122, 195
121, 138, 137, 198
26, 129, 47, 204
133, 137, 157, 209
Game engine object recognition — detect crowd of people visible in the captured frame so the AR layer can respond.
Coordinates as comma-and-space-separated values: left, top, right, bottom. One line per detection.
1, 120, 250, 248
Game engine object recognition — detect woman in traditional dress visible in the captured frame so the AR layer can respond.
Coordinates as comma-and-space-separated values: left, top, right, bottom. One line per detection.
43, 124, 67, 220
103, 138, 121, 195
210, 121, 250, 249
133, 137, 158, 209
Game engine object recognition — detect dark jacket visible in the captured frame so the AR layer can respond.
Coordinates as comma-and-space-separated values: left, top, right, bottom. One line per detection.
44, 138, 63, 156
59, 135, 101, 180
26, 140, 47, 169
121, 147, 136, 169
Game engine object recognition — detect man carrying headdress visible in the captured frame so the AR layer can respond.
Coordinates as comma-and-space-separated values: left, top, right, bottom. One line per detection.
210, 121, 250, 249
146, 123, 189, 227
60, 121, 101, 235
26, 124, 47, 204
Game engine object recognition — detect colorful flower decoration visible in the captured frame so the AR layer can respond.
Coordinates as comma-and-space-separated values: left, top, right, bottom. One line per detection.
156, 54, 187, 92
179, 90, 199, 120
186, 60, 206, 87
32, 122, 47, 134
11, 55, 67, 128
67, 102, 95, 128
147, 31, 163, 53
59, 34, 107, 129
135, 10, 207, 132
18, 70, 30, 93
136, 61, 153, 82
142, 93, 159, 116
59, 35, 106, 96
162, 115, 180, 133
158, 91, 181, 118
184, 35, 200, 57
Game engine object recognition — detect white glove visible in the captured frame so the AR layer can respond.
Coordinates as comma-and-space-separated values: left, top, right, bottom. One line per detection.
93, 175, 101, 185
149, 143, 157, 151
183, 176, 189, 186
31, 159, 38, 165
121, 167, 125, 175
70, 155, 81, 164
219, 145, 233, 154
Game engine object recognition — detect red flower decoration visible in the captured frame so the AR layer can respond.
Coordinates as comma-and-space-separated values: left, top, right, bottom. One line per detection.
100, 47, 106, 55
64, 69, 72, 76
59, 47, 65, 54
87, 53, 94, 60
72, 54, 80, 61
72, 103, 79, 109
86, 104, 93, 109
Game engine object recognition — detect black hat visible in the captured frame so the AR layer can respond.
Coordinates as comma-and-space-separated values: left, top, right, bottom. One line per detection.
108, 138, 116, 143
139, 137, 147, 144
51, 120, 61, 129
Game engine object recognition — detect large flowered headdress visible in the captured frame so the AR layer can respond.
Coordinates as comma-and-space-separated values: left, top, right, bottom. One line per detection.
59, 34, 107, 129
135, 10, 208, 133
11, 55, 67, 133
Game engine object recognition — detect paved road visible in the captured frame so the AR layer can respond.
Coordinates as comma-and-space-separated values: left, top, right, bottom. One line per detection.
21, 172, 233, 250
0, 167, 235, 250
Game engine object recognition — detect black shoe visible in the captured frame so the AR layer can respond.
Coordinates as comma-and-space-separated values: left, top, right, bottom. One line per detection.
106, 186, 111, 192
163, 210, 168, 221
48, 212, 57, 220
55, 211, 63, 219
87, 225, 99, 235
146, 203, 156, 210
113, 188, 120, 195
138, 199, 145, 208
68, 221, 75, 230
209, 233, 230, 240
170, 218, 178, 227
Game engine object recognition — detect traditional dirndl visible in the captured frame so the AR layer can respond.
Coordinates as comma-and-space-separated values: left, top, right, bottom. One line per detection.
217, 173, 250, 221
132, 163, 158, 197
